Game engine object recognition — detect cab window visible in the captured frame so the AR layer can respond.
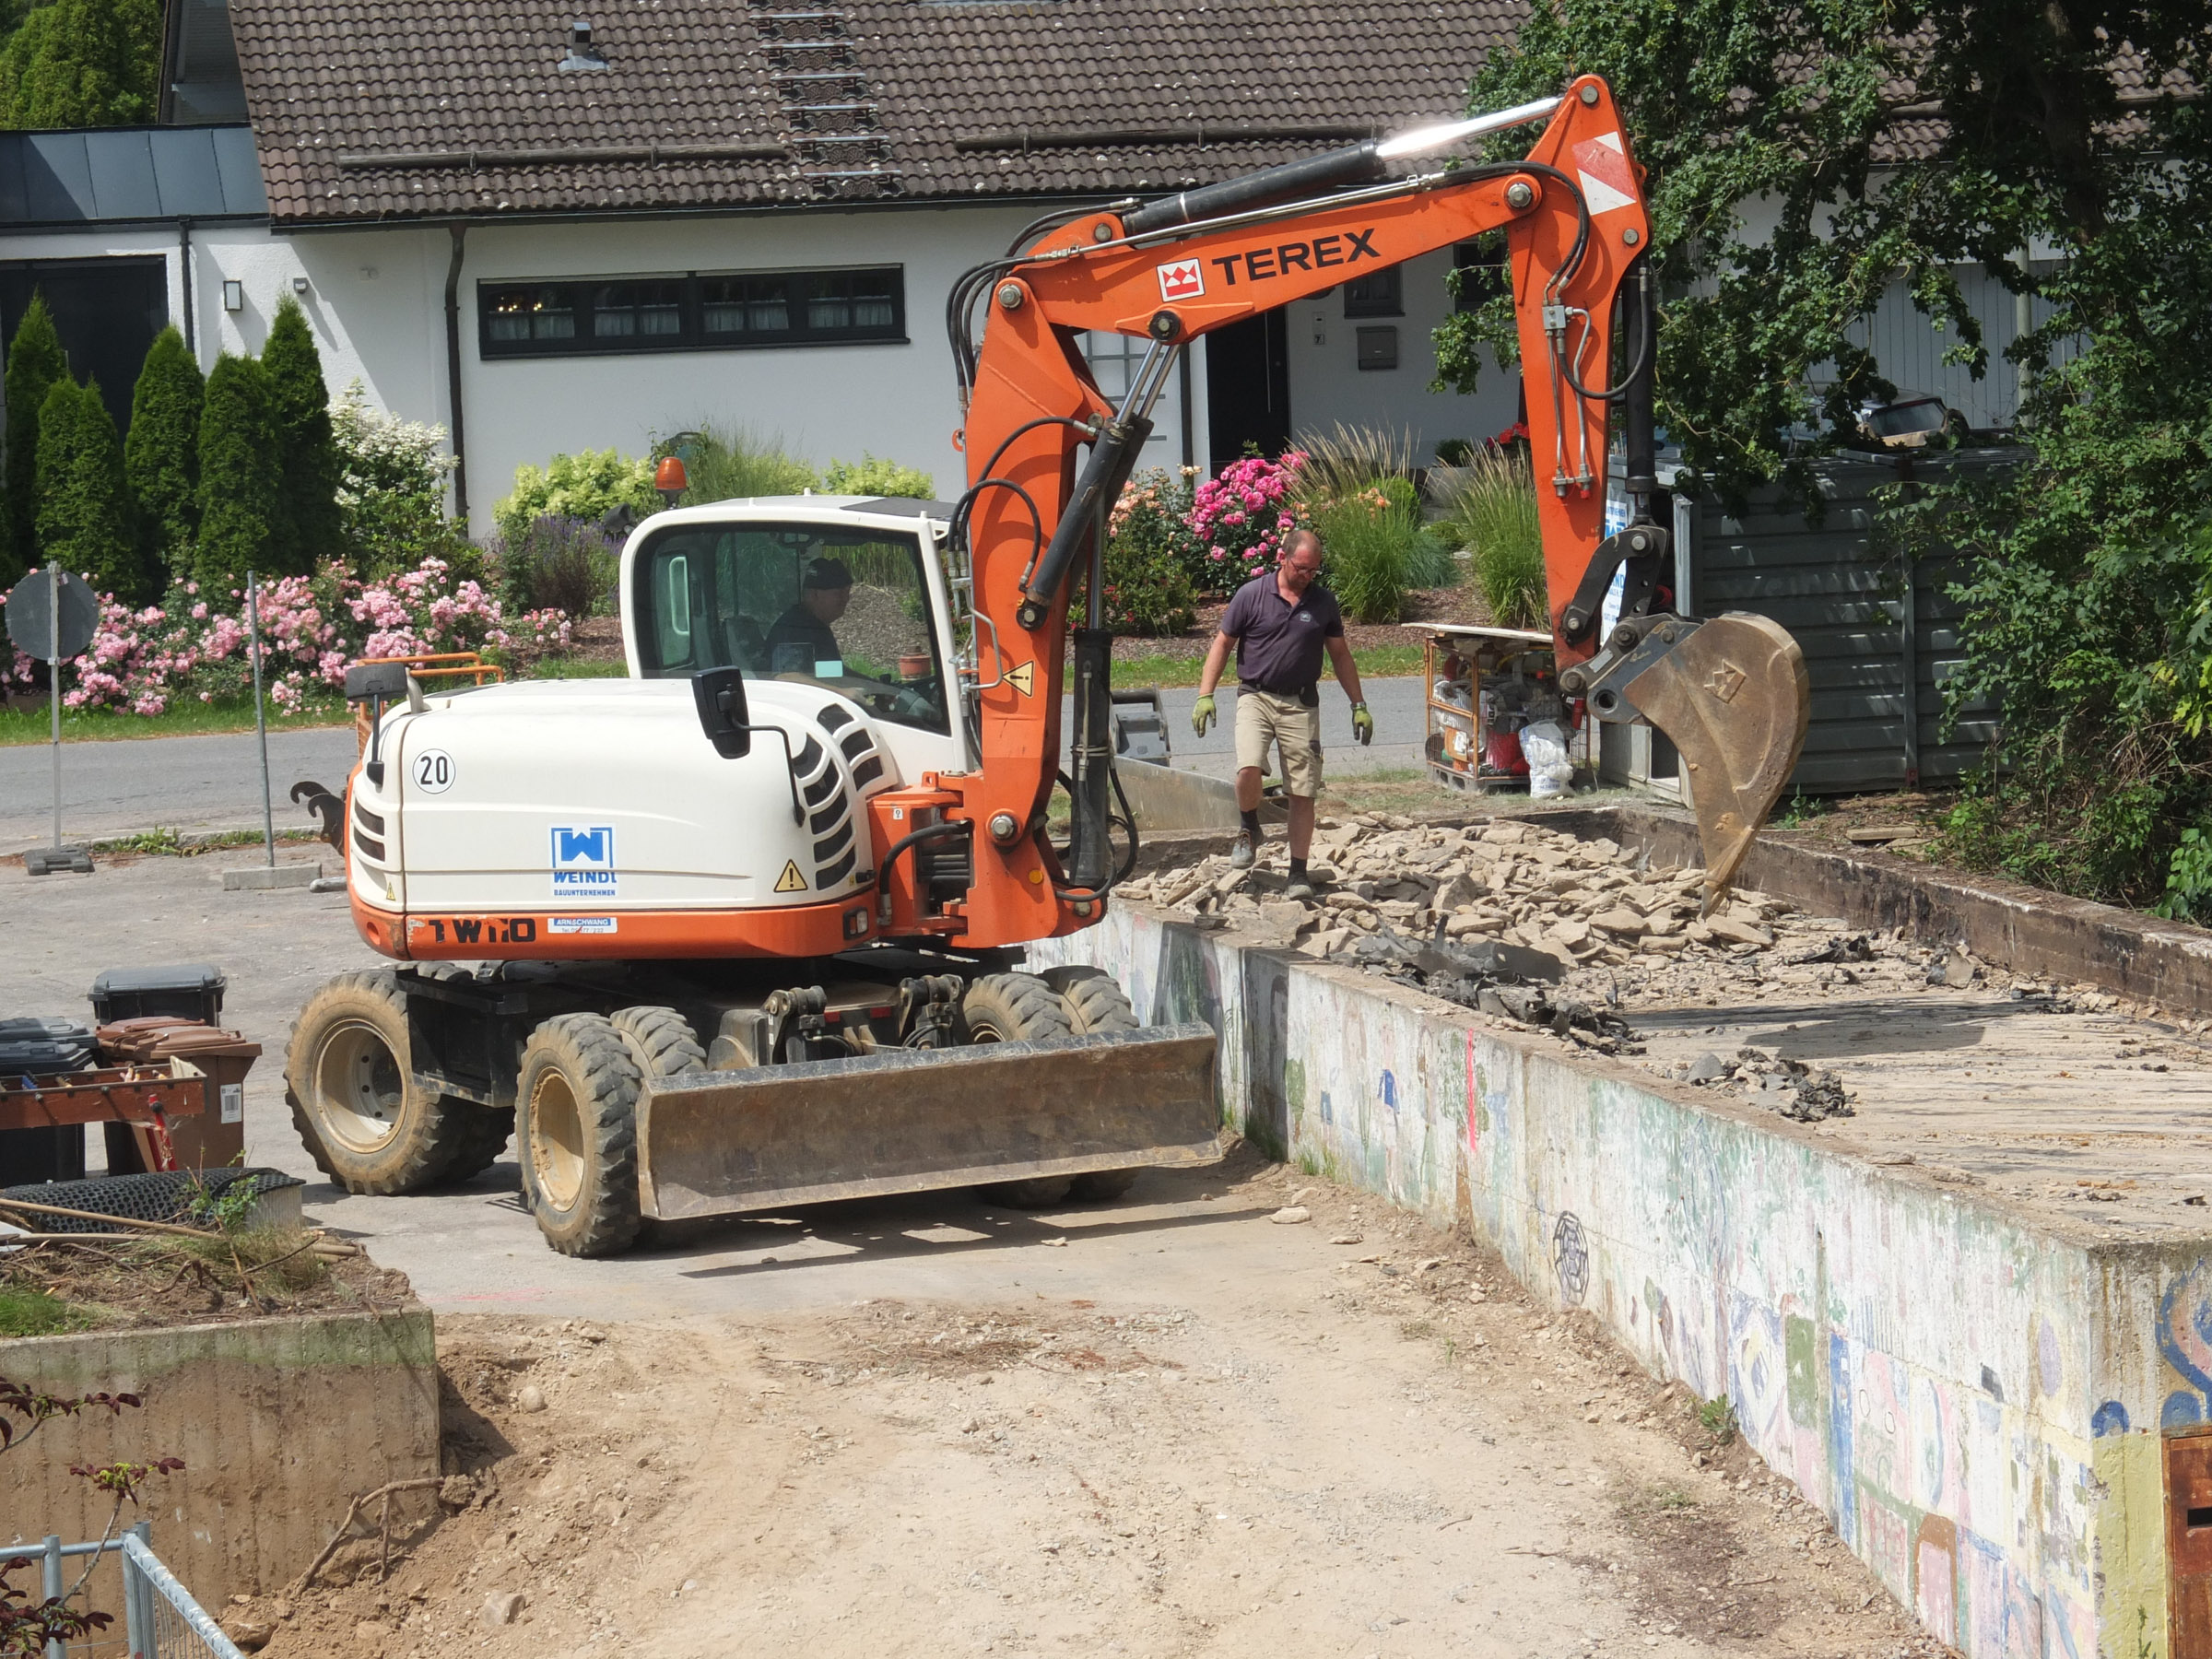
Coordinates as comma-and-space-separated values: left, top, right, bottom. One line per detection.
632, 522, 948, 735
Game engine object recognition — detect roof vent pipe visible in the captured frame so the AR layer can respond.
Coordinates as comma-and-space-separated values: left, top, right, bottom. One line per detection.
559, 20, 606, 71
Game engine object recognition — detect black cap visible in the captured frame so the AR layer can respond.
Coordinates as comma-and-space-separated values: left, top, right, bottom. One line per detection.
803, 558, 853, 591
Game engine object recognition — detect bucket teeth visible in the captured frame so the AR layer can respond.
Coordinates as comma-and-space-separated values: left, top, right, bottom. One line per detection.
1622, 612, 1810, 912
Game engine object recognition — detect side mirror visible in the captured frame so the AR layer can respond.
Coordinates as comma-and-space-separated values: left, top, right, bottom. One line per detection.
692, 666, 753, 759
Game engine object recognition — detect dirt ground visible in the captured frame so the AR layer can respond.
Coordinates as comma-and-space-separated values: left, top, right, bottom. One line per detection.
223, 1151, 1949, 1659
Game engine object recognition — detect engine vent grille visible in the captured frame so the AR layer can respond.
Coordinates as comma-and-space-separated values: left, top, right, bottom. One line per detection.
796, 709, 890, 891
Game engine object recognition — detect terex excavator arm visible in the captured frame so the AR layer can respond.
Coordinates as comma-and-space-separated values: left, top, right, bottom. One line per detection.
943, 76, 1808, 947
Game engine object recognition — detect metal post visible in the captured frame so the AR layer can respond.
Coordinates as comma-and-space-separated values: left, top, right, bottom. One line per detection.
41, 1534, 64, 1659
47, 562, 61, 852
126, 1520, 153, 1657
247, 570, 275, 865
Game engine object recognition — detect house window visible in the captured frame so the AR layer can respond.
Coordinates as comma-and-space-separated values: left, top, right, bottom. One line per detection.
1342, 265, 1403, 318
1356, 325, 1399, 371
478, 266, 905, 358
1452, 240, 1509, 312
1080, 331, 1147, 400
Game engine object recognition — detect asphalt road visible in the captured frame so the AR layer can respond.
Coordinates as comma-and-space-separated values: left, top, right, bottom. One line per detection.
0, 677, 1432, 853
1100, 677, 1429, 779
0, 723, 359, 855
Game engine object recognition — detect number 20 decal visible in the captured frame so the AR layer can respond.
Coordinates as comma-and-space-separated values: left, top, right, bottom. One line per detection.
411, 748, 455, 794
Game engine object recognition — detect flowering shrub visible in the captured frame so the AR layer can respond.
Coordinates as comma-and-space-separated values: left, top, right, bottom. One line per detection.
494, 449, 656, 548
1089, 468, 1199, 636
54, 557, 571, 716
331, 380, 464, 576
1187, 452, 1307, 597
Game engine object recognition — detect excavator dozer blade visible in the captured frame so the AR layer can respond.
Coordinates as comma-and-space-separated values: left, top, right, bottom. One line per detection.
635, 1024, 1221, 1220
1622, 612, 1811, 912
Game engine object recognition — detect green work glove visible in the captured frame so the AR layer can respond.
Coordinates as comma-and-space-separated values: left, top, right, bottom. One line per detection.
1192, 692, 1217, 736
1351, 700, 1374, 745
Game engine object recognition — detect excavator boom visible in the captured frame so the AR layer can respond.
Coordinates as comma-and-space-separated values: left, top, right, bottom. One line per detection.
952, 75, 1809, 918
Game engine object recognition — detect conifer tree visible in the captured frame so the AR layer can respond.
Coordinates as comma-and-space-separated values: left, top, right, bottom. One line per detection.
0, 0, 161, 128
261, 295, 341, 574
1, 291, 66, 585
36, 375, 137, 600
123, 325, 204, 590
194, 353, 281, 597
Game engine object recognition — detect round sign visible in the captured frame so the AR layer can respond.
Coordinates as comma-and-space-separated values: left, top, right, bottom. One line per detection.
409, 748, 456, 794
5, 566, 99, 664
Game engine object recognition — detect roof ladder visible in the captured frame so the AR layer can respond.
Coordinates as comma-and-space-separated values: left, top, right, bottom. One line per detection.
747, 0, 902, 201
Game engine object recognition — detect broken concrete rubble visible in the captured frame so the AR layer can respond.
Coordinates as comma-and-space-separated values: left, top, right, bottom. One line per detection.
1115, 810, 2084, 1079
1666, 1047, 1855, 1122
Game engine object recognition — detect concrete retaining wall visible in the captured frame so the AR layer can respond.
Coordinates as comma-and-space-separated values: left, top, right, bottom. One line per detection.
1037, 906, 2207, 1659
0, 1310, 439, 1606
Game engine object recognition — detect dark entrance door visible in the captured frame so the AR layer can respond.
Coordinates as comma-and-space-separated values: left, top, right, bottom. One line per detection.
1205, 306, 1289, 469
0, 258, 169, 436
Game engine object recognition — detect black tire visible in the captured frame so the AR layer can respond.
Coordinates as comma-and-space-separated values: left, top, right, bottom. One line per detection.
1041, 965, 1140, 1034
961, 973, 1077, 1207
610, 1006, 707, 1079
286, 971, 479, 1194
959, 971, 1074, 1045
436, 1106, 516, 1186
515, 1013, 643, 1257
1069, 1168, 1141, 1202
1039, 968, 1142, 1202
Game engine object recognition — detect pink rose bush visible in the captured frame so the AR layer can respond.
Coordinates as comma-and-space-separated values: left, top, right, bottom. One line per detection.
1186, 452, 1307, 596
53, 558, 572, 717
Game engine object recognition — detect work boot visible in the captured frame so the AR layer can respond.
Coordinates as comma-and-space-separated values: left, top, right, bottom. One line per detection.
1229, 830, 1255, 869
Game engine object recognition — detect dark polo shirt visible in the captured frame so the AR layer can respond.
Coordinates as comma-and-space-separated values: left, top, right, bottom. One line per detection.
1220, 572, 1345, 697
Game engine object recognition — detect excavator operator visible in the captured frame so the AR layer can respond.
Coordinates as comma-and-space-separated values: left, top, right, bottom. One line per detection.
766, 557, 853, 674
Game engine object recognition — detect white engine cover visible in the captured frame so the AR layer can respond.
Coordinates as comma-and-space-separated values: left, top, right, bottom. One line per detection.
350, 678, 894, 914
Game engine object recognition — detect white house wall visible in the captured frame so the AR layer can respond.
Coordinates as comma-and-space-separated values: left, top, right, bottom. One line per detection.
1283, 246, 1519, 460
16, 208, 2040, 537
441, 207, 1052, 534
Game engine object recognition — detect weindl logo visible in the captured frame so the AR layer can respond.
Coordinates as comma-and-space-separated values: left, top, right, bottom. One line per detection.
1156, 258, 1205, 302
551, 825, 617, 897
1571, 131, 1638, 216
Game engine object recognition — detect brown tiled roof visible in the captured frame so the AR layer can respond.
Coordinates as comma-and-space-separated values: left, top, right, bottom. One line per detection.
230, 0, 1525, 226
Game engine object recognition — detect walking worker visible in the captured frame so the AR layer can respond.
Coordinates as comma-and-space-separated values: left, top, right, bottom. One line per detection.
1191, 528, 1372, 899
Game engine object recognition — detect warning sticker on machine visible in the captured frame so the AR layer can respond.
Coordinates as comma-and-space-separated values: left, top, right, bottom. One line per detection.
551, 825, 617, 899
547, 916, 618, 935
774, 859, 807, 893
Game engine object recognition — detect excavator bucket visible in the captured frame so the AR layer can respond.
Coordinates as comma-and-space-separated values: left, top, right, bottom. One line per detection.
1621, 613, 1811, 912
635, 1024, 1221, 1219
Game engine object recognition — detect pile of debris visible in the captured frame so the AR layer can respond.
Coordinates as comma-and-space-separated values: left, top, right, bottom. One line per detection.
1112, 813, 2069, 1112
1118, 814, 1895, 984
1657, 1047, 1856, 1122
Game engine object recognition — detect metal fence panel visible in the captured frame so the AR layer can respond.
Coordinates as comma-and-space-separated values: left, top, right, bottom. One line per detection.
120, 1529, 244, 1659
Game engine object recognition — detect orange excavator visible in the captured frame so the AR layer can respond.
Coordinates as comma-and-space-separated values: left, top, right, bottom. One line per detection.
284, 76, 1808, 1254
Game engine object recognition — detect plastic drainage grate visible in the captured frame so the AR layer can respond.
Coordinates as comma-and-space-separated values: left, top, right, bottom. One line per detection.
0, 1167, 305, 1233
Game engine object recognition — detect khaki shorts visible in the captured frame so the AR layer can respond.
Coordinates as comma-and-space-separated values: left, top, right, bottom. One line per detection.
1234, 687, 1324, 797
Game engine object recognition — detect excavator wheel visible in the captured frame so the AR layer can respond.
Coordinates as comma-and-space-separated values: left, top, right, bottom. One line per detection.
960, 973, 1078, 1209
1039, 967, 1145, 1203
515, 1013, 644, 1257
1041, 965, 1141, 1034
611, 1006, 707, 1080
286, 970, 484, 1195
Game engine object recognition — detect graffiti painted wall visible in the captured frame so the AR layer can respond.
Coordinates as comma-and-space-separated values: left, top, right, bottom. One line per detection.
1037, 908, 2202, 1658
